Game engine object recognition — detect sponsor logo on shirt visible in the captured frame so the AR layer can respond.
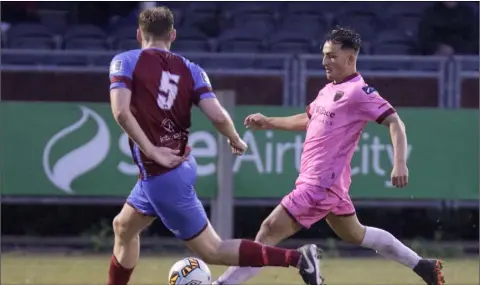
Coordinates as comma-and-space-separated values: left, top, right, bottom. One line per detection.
200, 71, 211, 86
159, 118, 187, 146
312, 105, 336, 126
313, 105, 336, 119
362, 85, 378, 100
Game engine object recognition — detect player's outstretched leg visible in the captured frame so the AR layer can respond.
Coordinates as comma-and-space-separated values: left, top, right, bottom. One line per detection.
145, 158, 323, 284
326, 213, 445, 285
214, 204, 305, 285
215, 183, 333, 285
108, 183, 156, 285
187, 222, 323, 285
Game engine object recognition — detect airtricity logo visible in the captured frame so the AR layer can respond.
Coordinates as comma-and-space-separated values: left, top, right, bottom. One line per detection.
42, 106, 110, 194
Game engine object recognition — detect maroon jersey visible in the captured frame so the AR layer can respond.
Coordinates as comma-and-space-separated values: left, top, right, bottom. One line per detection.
109, 48, 215, 179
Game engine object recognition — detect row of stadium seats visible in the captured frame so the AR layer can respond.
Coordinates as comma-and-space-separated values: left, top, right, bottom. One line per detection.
2, 22, 415, 55
3, 2, 478, 55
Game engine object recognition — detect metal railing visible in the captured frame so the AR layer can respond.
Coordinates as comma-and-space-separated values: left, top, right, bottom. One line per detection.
1, 49, 478, 108
298, 55, 450, 108
0, 49, 295, 106
453, 55, 479, 108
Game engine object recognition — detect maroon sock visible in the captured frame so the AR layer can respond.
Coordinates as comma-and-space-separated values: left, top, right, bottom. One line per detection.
238, 240, 301, 268
107, 255, 134, 285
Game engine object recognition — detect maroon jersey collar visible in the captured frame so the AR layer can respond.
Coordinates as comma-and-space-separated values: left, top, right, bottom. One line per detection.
333, 72, 360, 85
144, 47, 169, 52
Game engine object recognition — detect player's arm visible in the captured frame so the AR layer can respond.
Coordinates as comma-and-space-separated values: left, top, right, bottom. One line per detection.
198, 98, 241, 141
189, 63, 242, 143
110, 88, 155, 156
109, 54, 154, 156
264, 113, 309, 131
381, 113, 408, 168
245, 106, 309, 131
357, 85, 408, 187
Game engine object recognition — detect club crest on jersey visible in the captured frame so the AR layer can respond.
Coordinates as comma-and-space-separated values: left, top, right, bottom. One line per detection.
333, 91, 344, 102
109, 60, 122, 74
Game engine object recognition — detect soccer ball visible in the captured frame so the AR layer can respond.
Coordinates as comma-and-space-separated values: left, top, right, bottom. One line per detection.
168, 257, 211, 285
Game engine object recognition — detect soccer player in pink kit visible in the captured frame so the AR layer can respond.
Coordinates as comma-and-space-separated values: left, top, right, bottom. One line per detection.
214, 27, 445, 285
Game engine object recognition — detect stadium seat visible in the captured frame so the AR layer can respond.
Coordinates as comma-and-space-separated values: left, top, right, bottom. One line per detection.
38, 10, 69, 34
111, 26, 138, 50
65, 38, 109, 50
286, 2, 327, 18
461, 59, 479, 72
6, 23, 56, 50
172, 39, 211, 52
375, 30, 411, 44
383, 2, 431, 18
64, 25, 107, 41
335, 17, 377, 41
278, 15, 327, 39
187, 1, 219, 14
117, 39, 139, 51
389, 16, 420, 38
409, 61, 442, 71
6, 23, 54, 39
231, 14, 275, 36
172, 26, 211, 52
221, 2, 282, 21
176, 26, 209, 41
92, 54, 114, 67
268, 32, 313, 54
63, 25, 109, 50
224, 2, 280, 16
112, 26, 138, 41
53, 55, 89, 66
183, 2, 219, 25
217, 28, 264, 52
9, 37, 55, 49
374, 42, 411, 55
1, 54, 44, 65
337, 2, 380, 17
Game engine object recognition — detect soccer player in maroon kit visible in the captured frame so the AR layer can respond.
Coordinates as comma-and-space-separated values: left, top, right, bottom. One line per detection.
107, 7, 323, 285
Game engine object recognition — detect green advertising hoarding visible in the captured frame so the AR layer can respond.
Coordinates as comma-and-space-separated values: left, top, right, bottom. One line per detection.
0, 102, 477, 200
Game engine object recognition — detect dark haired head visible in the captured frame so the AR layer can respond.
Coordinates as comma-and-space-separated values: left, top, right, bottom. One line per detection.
326, 26, 362, 53
322, 27, 361, 82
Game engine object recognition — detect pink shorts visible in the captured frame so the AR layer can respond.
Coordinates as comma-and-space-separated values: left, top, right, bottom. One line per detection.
280, 182, 355, 228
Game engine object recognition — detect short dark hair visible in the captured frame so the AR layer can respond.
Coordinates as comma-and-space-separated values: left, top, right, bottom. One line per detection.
326, 26, 361, 52
138, 6, 174, 40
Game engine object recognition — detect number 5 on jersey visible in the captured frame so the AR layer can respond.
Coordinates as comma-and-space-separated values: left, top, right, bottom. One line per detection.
157, 71, 180, 110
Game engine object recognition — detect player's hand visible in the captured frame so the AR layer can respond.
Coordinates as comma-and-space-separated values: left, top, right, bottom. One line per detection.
244, 113, 271, 130
228, 137, 248, 155
147, 147, 186, 168
391, 164, 408, 188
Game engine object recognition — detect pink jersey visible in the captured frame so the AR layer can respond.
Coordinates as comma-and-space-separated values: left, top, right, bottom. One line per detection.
297, 73, 395, 198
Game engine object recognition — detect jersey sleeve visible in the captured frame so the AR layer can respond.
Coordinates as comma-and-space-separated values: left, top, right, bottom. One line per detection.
187, 63, 216, 105
109, 52, 135, 91
355, 85, 396, 124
